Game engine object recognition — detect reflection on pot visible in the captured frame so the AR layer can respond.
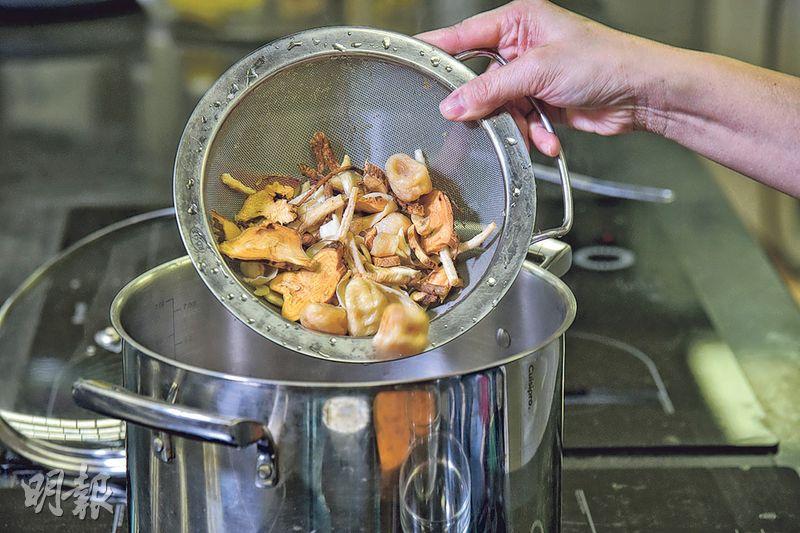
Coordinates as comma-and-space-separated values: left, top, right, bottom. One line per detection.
400, 432, 471, 533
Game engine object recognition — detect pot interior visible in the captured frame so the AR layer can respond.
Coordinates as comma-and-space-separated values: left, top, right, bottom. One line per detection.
113, 256, 574, 385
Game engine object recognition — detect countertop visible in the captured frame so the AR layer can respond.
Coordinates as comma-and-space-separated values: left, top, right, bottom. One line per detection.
1, 0, 799, 497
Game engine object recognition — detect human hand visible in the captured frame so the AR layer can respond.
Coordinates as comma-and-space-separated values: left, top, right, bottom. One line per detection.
417, 0, 670, 157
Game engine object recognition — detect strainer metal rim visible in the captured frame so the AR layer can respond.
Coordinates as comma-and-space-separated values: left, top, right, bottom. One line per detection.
174, 26, 538, 363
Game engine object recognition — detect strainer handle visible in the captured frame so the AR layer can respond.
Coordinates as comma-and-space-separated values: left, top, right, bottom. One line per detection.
454, 49, 573, 244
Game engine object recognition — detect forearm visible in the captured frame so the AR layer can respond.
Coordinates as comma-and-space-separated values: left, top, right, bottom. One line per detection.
638, 45, 800, 196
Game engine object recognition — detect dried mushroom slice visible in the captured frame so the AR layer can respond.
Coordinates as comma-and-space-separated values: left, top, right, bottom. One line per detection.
298, 163, 321, 182
406, 226, 435, 269
343, 277, 389, 336
370, 232, 400, 258
255, 175, 300, 193
459, 221, 497, 253
219, 223, 311, 269
374, 212, 412, 236
385, 153, 432, 202
411, 290, 439, 307
253, 285, 284, 307
235, 182, 297, 223
311, 131, 339, 174
414, 190, 457, 254
373, 303, 429, 357
297, 195, 346, 232
415, 266, 458, 302
300, 302, 348, 335
269, 246, 346, 321
239, 261, 277, 286
400, 199, 425, 217
210, 210, 241, 243
365, 265, 421, 286
373, 256, 402, 268
356, 194, 389, 213
363, 161, 389, 194
221, 173, 256, 195
349, 200, 398, 235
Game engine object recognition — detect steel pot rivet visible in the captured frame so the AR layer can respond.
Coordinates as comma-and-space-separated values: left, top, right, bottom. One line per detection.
257, 463, 273, 480
496, 328, 511, 348
152, 437, 164, 454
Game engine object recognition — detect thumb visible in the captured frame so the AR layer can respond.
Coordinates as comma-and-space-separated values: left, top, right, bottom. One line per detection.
440, 49, 549, 121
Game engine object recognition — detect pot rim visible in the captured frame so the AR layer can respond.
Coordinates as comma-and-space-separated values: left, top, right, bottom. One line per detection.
110, 256, 576, 388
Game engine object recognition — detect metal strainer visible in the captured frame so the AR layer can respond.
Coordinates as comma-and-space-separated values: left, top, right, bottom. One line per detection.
174, 26, 572, 363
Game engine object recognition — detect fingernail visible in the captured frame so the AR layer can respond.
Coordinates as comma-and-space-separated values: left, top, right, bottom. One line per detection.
440, 92, 465, 119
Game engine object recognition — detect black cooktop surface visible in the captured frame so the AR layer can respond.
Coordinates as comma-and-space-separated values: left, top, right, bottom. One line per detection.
562, 466, 800, 532
544, 194, 779, 454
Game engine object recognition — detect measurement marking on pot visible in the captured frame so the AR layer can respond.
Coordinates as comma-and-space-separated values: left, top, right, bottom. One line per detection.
575, 489, 598, 533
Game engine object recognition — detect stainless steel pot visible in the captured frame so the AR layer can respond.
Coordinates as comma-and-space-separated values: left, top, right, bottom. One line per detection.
73, 242, 575, 532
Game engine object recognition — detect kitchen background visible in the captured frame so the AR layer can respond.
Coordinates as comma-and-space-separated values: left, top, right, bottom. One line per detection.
2, 0, 799, 300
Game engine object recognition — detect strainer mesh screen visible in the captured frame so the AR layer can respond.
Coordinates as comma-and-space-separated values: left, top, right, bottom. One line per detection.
204, 54, 506, 315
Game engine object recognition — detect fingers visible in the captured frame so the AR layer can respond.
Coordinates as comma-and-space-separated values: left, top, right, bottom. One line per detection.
440, 50, 547, 121
529, 121, 561, 157
527, 104, 563, 157
507, 103, 532, 152
416, 5, 508, 54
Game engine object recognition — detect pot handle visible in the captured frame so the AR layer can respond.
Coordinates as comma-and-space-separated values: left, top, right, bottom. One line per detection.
454, 49, 573, 245
528, 239, 571, 278
72, 379, 278, 486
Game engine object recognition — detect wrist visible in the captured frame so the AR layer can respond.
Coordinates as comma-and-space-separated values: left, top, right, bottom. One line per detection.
630, 41, 695, 138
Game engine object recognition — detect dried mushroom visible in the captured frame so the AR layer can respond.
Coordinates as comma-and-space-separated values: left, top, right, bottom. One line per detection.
235, 181, 297, 223
311, 131, 340, 173
414, 190, 457, 254
373, 303, 430, 357
370, 232, 400, 258
385, 153, 432, 202
406, 226, 435, 269
374, 212, 412, 236
300, 303, 348, 335
214, 132, 497, 357
240, 261, 278, 287
365, 265, 421, 286
219, 223, 311, 269
356, 194, 389, 213
252, 285, 284, 307
344, 277, 389, 336
210, 210, 241, 242
373, 256, 402, 268
269, 246, 346, 321
221, 173, 257, 195
459, 221, 497, 253
297, 195, 345, 232
363, 162, 389, 193
415, 265, 460, 303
